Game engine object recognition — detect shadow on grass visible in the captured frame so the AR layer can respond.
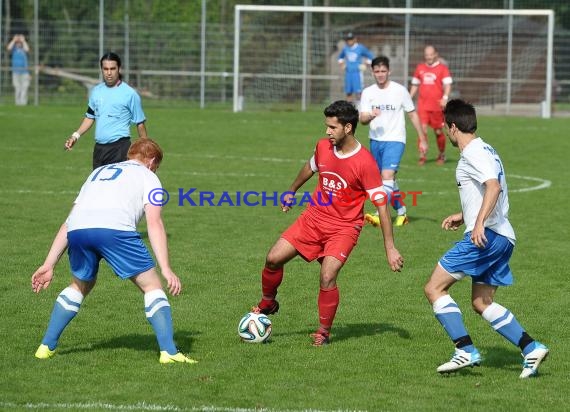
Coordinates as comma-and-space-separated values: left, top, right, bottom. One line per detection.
479, 345, 527, 373
59, 329, 198, 355
276, 322, 410, 342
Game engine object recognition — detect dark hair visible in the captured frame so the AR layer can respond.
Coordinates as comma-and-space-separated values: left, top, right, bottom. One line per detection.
100, 52, 122, 80
100, 52, 122, 68
324, 100, 359, 134
443, 99, 477, 133
371, 55, 390, 69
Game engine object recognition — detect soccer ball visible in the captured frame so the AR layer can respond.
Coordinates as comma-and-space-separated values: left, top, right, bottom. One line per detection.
238, 312, 272, 343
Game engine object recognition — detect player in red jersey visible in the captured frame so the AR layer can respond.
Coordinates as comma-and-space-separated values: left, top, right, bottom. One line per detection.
251, 100, 404, 346
410, 45, 452, 165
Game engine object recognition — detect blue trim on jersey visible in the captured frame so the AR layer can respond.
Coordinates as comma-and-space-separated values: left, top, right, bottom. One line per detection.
67, 228, 155, 281
369, 140, 405, 171
439, 228, 514, 286
87, 82, 146, 144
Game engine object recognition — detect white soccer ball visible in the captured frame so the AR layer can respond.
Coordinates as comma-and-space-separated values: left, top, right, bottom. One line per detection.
238, 312, 272, 343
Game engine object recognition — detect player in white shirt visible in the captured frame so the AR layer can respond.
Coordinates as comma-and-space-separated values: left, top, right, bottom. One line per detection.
360, 55, 427, 227
31, 138, 196, 364
423, 99, 548, 378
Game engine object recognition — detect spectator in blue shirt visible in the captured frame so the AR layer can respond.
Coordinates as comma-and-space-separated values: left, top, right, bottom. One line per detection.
65, 52, 148, 169
6, 34, 31, 106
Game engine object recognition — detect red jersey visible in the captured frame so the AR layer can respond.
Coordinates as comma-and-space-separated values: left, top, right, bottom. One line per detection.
412, 61, 452, 111
305, 138, 384, 228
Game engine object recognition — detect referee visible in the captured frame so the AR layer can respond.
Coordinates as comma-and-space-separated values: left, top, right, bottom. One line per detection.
64, 52, 148, 169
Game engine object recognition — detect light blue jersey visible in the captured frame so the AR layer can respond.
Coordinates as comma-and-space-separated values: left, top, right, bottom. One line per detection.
87, 81, 146, 144
338, 43, 374, 73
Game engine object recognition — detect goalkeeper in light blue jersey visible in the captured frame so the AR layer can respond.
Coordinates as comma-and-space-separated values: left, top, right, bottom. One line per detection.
338, 32, 374, 106
64, 52, 148, 170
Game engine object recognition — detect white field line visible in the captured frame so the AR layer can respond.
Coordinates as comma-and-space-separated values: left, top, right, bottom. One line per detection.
0, 402, 366, 412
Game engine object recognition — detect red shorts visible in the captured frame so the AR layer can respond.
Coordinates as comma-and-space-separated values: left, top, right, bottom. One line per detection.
418, 108, 445, 130
281, 211, 361, 263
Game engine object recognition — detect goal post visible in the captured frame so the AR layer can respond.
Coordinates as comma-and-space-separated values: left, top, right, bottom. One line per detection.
233, 5, 554, 118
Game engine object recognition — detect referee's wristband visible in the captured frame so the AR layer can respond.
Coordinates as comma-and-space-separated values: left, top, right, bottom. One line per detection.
71, 132, 81, 140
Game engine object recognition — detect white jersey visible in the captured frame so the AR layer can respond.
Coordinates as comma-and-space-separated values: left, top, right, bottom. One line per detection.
457, 137, 516, 243
360, 80, 415, 143
67, 160, 162, 232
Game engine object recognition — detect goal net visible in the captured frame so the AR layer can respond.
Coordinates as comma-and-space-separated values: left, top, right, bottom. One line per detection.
233, 6, 554, 118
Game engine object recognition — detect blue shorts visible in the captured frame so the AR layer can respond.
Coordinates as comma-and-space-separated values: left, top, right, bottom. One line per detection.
439, 228, 514, 286
369, 140, 405, 171
344, 71, 363, 95
67, 229, 155, 281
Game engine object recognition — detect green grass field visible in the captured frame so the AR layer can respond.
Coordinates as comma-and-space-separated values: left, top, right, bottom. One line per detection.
0, 105, 568, 411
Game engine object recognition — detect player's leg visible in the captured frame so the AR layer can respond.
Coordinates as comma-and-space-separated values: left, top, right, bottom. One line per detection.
424, 239, 482, 373
35, 229, 100, 359
344, 72, 357, 103
431, 110, 446, 164
425, 265, 481, 372
380, 142, 407, 225
311, 229, 358, 346
35, 277, 95, 359
471, 233, 548, 378
364, 140, 384, 227
310, 256, 344, 346
97, 229, 194, 364
253, 237, 299, 315
130, 268, 195, 364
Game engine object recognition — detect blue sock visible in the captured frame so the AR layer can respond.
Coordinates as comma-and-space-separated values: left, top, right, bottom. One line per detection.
433, 295, 475, 353
145, 289, 177, 355
383, 180, 406, 215
482, 303, 526, 347
42, 287, 84, 350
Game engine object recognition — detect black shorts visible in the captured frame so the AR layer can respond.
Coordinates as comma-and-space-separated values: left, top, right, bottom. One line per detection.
93, 137, 131, 169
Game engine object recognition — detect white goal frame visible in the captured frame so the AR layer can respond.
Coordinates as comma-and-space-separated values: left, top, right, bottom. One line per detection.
233, 5, 554, 118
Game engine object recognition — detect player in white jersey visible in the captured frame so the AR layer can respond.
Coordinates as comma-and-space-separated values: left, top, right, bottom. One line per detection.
423, 99, 548, 378
360, 56, 427, 227
31, 139, 196, 364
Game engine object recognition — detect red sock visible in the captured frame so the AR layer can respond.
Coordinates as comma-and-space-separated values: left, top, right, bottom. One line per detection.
261, 266, 283, 302
436, 132, 446, 153
318, 286, 339, 332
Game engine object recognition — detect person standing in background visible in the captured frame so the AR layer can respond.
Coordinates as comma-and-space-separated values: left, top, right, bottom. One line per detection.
6, 34, 31, 106
410, 45, 452, 166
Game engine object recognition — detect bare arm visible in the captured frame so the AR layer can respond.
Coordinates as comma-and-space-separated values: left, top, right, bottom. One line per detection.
359, 107, 381, 126
31, 222, 69, 293
137, 122, 148, 139
440, 83, 452, 108
6, 37, 16, 51
145, 203, 181, 295
281, 161, 315, 212
20, 36, 30, 53
442, 212, 464, 231
407, 110, 428, 151
471, 179, 501, 248
375, 202, 404, 272
409, 84, 419, 99
65, 117, 95, 150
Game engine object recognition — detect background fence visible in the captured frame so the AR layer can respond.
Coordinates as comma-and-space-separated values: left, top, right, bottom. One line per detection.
1, 0, 570, 116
